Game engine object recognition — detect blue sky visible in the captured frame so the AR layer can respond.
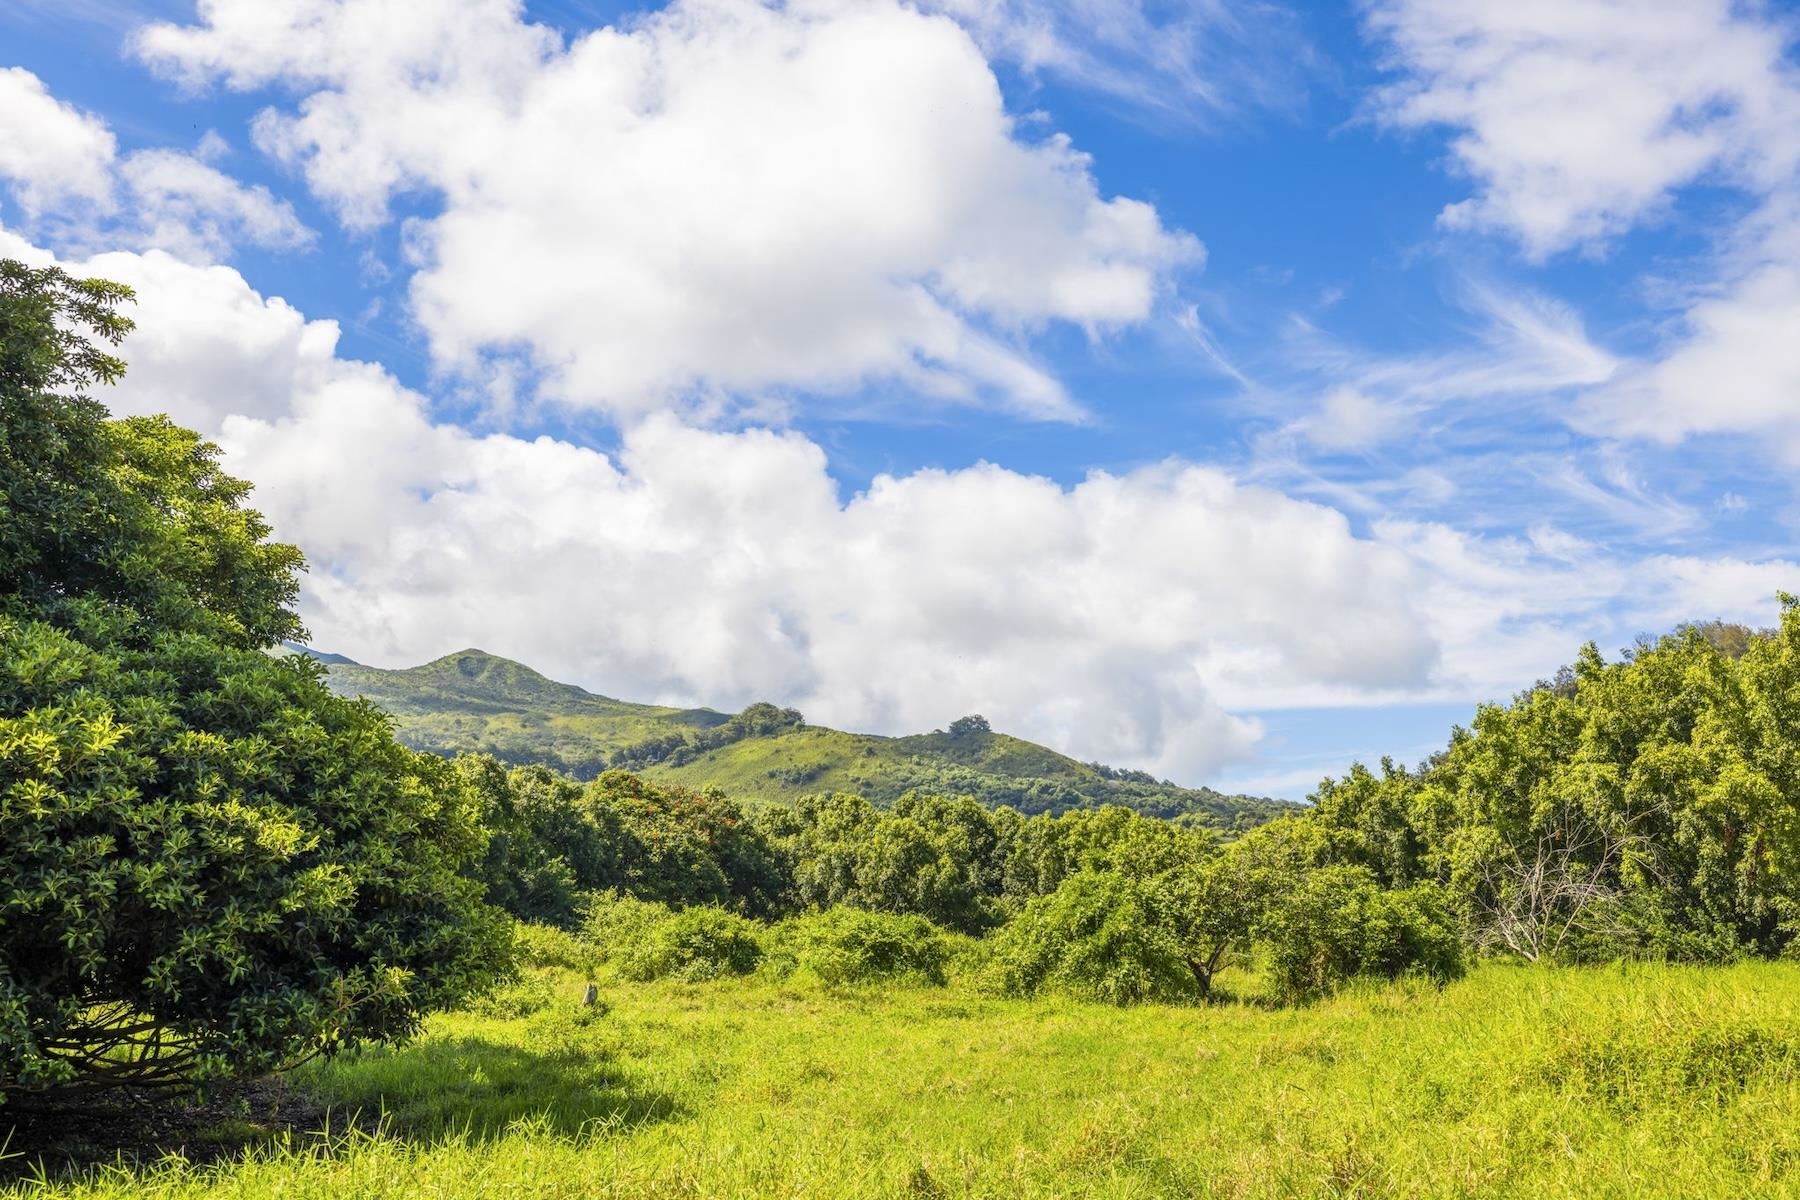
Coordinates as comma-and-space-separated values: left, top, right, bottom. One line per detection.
3, 0, 1798, 798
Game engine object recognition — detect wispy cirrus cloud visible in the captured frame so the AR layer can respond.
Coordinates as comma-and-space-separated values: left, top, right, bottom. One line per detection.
1363, 0, 1800, 260
923, 0, 1313, 124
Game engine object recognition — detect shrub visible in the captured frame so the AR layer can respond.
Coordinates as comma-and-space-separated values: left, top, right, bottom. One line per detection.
979, 871, 1195, 1005
514, 923, 600, 974
1260, 868, 1466, 1002
617, 907, 764, 982
772, 908, 951, 986
581, 892, 673, 961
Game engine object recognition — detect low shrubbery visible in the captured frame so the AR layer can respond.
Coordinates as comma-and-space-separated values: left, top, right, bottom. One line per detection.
464, 974, 560, 1020
514, 923, 601, 974
616, 907, 765, 982
1259, 869, 1466, 1002
768, 909, 952, 986
528, 871, 1464, 1008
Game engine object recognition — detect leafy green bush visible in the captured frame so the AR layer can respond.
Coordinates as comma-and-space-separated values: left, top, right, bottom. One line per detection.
1302, 607, 1800, 963
1259, 868, 1465, 1002
770, 908, 951, 986
513, 923, 600, 974
617, 907, 764, 982
979, 871, 1195, 1004
582, 892, 674, 959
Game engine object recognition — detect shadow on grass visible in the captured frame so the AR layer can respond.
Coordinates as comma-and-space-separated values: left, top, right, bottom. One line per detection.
0, 1035, 683, 1184
305, 1033, 685, 1142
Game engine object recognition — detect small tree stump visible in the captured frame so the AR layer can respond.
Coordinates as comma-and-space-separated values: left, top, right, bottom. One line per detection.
581, 983, 599, 1007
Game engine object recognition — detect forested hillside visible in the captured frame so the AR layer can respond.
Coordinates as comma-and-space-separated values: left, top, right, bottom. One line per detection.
302, 646, 732, 777
307, 646, 1292, 828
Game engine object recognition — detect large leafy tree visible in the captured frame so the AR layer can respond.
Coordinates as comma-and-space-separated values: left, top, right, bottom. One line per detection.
1304, 607, 1800, 962
0, 262, 510, 1106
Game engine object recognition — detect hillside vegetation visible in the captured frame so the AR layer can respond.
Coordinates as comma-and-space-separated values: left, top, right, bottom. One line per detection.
310, 646, 1290, 827
306, 647, 732, 778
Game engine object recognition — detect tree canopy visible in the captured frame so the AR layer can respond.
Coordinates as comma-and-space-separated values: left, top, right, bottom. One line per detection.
0, 261, 509, 1106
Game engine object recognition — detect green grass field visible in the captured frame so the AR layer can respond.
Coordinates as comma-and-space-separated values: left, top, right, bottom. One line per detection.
12, 962, 1800, 1199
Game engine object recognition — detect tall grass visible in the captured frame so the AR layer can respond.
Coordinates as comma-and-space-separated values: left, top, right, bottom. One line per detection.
9, 962, 1800, 1198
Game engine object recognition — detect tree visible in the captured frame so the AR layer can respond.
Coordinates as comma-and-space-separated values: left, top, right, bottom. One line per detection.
1256, 868, 1464, 1002
1153, 852, 1275, 1000
981, 870, 1196, 1005
1461, 813, 1645, 962
0, 262, 510, 1106
458, 755, 589, 926
947, 714, 991, 737
587, 771, 791, 917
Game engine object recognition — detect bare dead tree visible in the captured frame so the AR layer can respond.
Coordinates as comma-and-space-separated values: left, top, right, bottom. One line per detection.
1468, 808, 1665, 962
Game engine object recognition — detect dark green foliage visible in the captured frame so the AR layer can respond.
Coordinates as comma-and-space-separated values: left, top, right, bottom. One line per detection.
0, 263, 304, 651
0, 260, 510, 1104
458, 757, 589, 926
0, 615, 512, 1101
1153, 851, 1280, 999
769, 908, 952, 986
758, 792, 987, 932
460, 764, 790, 924
993, 803, 1213, 904
589, 771, 791, 917
1257, 868, 1465, 1002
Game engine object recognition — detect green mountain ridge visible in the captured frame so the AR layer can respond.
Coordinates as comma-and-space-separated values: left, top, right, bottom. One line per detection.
303, 644, 1296, 831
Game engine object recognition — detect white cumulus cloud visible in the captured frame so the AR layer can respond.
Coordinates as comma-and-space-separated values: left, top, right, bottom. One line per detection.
138, 0, 1199, 420
0, 66, 311, 261
1364, 0, 1800, 259
0, 66, 116, 215
9, 230, 1796, 781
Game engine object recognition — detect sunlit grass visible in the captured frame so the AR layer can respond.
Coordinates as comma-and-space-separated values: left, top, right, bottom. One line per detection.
11, 962, 1800, 1198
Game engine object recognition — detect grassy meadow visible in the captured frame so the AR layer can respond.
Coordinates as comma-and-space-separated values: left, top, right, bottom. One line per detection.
10, 961, 1800, 1199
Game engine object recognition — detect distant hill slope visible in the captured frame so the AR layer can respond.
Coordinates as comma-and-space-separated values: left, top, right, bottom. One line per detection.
304, 645, 1296, 830
307, 647, 730, 779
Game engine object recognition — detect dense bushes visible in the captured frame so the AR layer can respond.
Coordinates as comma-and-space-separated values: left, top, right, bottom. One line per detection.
617, 908, 765, 982
981, 871, 1195, 1004
1302, 609, 1800, 965
1258, 869, 1465, 1002
460, 610, 1800, 1010
461, 761, 791, 927
772, 909, 952, 986
466, 763, 1475, 1006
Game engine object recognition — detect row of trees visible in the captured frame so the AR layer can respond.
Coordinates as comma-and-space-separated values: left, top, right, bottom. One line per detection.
470, 606, 1800, 996
464, 761, 1465, 1002
1304, 612, 1800, 963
